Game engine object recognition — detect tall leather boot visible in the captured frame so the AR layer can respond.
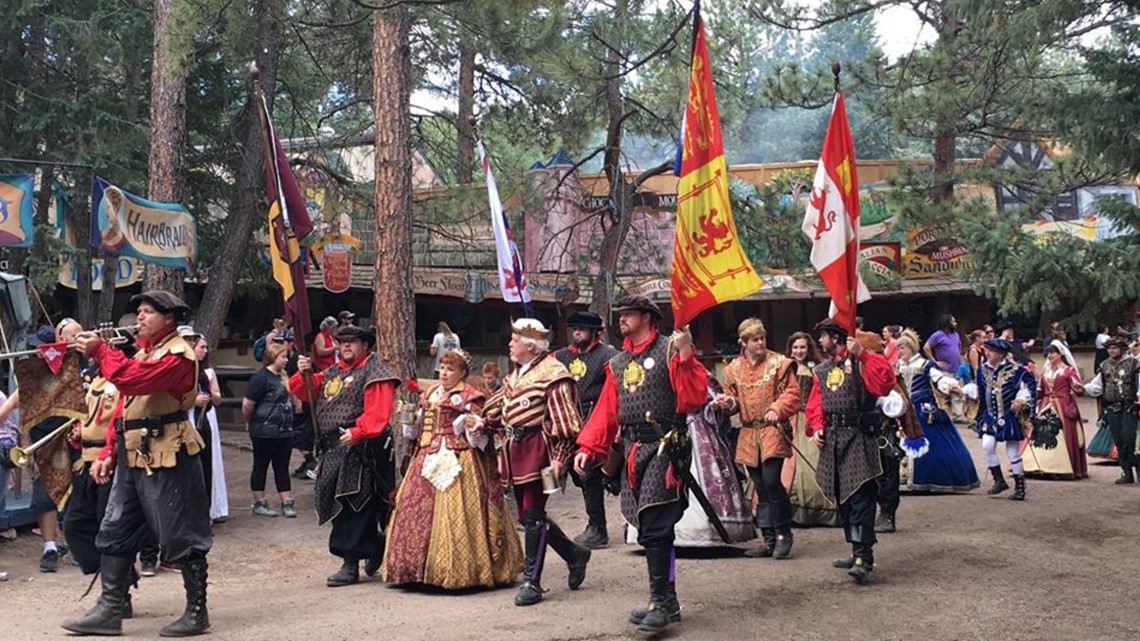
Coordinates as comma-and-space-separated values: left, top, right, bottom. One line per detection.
514, 514, 547, 606
546, 518, 590, 590
772, 498, 794, 559
159, 556, 209, 637
1009, 474, 1026, 501
745, 527, 776, 558
986, 465, 1009, 495
574, 472, 609, 549
61, 554, 133, 635
635, 545, 681, 632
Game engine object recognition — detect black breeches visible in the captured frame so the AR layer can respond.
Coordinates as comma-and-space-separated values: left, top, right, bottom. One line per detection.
748, 457, 791, 528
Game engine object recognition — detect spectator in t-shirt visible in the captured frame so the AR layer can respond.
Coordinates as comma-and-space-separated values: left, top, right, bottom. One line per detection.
337, 310, 357, 327
924, 314, 962, 373
429, 322, 460, 374
242, 342, 298, 518
882, 325, 901, 369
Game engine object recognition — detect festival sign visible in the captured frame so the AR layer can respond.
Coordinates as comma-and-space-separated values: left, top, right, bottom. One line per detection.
90, 176, 197, 269
0, 174, 35, 247
310, 232, 362, 294
904, 224, 974, 279
859, 241, 902, 277
58, 255, 144, 291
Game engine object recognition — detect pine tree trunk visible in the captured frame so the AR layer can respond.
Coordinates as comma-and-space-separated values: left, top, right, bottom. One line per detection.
456, 40, 476, 184
195, 0, 283, 347
372, 7, 416, 380
142, 0, 187, 296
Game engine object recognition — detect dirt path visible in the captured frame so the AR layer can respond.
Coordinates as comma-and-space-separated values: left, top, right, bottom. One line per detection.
2, 400, 1137, 641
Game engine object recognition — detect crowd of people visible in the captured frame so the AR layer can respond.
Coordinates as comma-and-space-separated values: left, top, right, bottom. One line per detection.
2, 293, 1138, 636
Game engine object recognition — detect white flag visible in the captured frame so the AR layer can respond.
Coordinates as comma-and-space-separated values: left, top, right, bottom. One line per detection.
478, 141, 531, 303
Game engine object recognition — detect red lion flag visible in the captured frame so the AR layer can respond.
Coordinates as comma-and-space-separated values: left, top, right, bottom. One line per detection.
258, 93, 314, 347
670, 8, 762, 329
800, 92, 869, 334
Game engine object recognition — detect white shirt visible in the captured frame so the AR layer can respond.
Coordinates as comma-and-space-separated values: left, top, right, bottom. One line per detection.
431, 332, 460, 372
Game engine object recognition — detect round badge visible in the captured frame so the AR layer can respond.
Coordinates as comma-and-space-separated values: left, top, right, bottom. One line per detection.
997, 418, 1006, 427
644, 357, 656, 370
520, 398, 531, 409
450, 394, 463, 406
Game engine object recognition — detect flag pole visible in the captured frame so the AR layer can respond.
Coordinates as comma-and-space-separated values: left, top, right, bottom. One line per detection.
250, 63, 321, 438
831, 61, 859, 329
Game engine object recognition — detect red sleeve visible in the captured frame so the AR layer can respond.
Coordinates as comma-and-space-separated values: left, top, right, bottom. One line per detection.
98, 398, 124, 462
349, 380, 397, 440
288, 371, 324, 400
577, 364, 619, 459
858, 350, 895, 397
669, 350, 709, 414
804, 377, 824, 436
95, 343, 195, 397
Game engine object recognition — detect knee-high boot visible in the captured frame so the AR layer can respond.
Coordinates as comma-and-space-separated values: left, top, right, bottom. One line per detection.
159, 556, 210, 637
61, 555, 133, 636
634, 544, 681, 632
515, 513, 548, 606
545, 518, 591, 590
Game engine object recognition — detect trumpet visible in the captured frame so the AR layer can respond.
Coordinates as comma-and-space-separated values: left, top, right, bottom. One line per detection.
7, 420, 73, 468
92, 323, 140, 346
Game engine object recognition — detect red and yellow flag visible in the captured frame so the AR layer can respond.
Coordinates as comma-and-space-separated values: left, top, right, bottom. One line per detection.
670, 9, 762, 329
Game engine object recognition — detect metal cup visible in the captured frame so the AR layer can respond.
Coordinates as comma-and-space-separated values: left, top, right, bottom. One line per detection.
540, 466, 559, 494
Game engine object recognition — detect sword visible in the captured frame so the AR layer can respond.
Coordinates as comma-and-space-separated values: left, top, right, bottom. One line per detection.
645, 411, 731, 544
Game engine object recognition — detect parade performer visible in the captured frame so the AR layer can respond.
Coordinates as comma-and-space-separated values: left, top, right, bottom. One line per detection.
62, 326, 159, 612
965, 338, 1035, 501
1022, 341, 1088, 480
1085, 336, 1140, 483
717, 318, 799, 558
782, 332, 838, 527
805, 319, 895, 584
573, 296, 709, 632
63, 291, 211, 637
653, 375, 755, 547
291, 324, 399, 587
553, 310, 618, 549
383, 348, 523, 588
896, 330, 980, 493
482, 319, 589, 607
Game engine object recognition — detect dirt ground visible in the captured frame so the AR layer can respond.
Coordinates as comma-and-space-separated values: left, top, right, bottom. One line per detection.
1, 395, 1138, 641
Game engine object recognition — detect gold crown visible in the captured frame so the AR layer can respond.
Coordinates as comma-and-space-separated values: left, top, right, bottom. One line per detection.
737, 318, 766, 340
448, 348, 472, 366
511, 319, 550, 340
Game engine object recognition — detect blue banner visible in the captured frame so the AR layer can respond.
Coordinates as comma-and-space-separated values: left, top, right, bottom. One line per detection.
0, 174, 35, 247
90, 175, 197, 269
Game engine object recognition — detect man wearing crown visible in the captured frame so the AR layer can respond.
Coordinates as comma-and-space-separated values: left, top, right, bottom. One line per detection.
553, 310, 619, 549
482, 318, 591, 608
573, 296, 709, 633
715, 317, 800, 559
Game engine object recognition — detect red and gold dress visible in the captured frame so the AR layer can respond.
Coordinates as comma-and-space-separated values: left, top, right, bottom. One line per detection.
382, 382, 523, 589
1022, 362, 1088, 479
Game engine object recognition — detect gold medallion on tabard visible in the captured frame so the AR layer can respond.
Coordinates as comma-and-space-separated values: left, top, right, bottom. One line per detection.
825, 366, 845, 391
623, 360, 646, 394
324, 376, 344, 399
568, 358, 587, 380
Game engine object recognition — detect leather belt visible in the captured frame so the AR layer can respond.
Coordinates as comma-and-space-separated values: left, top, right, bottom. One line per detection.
118, 411, 187, 432
504, 424, 540, 441
825, 411, 880, 431
622, 420, 683, 444
80, 438, 106, 448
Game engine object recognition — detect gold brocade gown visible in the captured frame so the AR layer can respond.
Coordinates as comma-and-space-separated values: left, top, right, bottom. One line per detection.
382, 382, 523, 589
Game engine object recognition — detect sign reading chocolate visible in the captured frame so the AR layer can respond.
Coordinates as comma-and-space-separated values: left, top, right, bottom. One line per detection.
90, 176, 197, 269
905, 224, 974, 278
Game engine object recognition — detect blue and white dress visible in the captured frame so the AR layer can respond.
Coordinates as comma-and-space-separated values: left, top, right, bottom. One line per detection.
898, 355, 980, 492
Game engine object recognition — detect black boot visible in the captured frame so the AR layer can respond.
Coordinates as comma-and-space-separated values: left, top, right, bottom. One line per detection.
848, 556, 874, 585
1009, 474, 1026, 501
1115, 466, 1136, 485
772, 527, 794, 559
874, 512, 896, 534
326, 558, 360, 587
832, 556, 855, 569
363, 556, 382, 577
62, 555, 133, 635
546, 518, 590, 591
986, 465, 1009, 495
574, 475, 609, 549
159, 556, 210, 637
514, 516, 547, 606
744, 527, 776, 558
635, 545, 681, 632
